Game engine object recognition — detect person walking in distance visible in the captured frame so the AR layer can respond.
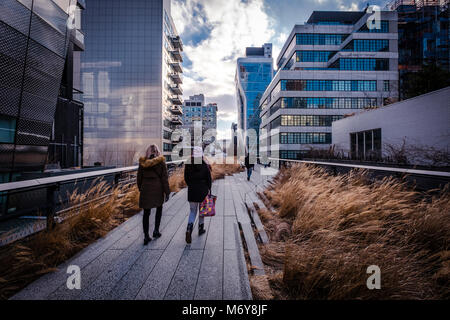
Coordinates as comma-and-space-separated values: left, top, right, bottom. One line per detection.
245, 153, 254, 181
184, 146, 212, 244
137, 144, 170, 245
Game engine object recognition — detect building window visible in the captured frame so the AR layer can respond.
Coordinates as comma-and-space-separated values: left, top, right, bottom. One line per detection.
0, 116, 16, 143
295, 51, 336, 62
280, 115, 343, 126
279, 97, 378, 109
280, 150, 306, 160
343, 39, 389, 52
296, 33, 348, 45
280, 132, 331, 144
383, 80, 390, 92
350, 128, 382, 160
280, 80, 377, 92
332, 58, 389, 71
163, 143, 172, 152
163, 130, 171, 140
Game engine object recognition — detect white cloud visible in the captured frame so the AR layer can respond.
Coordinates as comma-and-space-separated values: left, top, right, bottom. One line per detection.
172, 0, 278, 139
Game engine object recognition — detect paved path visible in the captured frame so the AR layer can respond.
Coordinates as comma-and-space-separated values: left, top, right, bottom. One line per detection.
11, 169, 271, 300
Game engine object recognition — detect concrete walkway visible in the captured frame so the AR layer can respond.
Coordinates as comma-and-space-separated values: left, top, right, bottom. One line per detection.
11, 169, 271, 300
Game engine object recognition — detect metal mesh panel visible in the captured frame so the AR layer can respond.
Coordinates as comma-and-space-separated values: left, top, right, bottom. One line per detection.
0, 85, 21, 117
27, 39, 65, 78
29, 13, 66, 57
13, 144, 48, 169
0, 144, 14, 171
16, 118, 52, 146
0, 0, 31, 36
0, 21, 27, 63
0, 53, 24, 90
20, 91, 58, 122
23, 66, 60, 99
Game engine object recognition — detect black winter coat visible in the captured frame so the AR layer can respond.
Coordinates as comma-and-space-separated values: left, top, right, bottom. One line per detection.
245, 155, 254, 169
184, 160, 212, 203
137, 156, 170, 209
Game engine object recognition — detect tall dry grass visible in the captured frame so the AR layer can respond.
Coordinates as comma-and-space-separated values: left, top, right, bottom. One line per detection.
257, 164, 450, 299
0, 161, 243, 299
0, 180, 141, 299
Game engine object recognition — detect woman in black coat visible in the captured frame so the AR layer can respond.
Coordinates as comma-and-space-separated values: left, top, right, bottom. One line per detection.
137, 144, 170, 245
183, 148, 212, 244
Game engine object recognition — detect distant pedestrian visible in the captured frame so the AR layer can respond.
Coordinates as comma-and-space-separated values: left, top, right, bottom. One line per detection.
184, 146, 212, 244
137, 144, 170, 245
245, 154, 254, 181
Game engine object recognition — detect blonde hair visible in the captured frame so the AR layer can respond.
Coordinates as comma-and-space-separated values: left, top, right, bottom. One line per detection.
145, 144, 161, 159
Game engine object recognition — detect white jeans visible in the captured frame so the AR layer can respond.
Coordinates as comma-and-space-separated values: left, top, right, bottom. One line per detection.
188, 202, 204, 225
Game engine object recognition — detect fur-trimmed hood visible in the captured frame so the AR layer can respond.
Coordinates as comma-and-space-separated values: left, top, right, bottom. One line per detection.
139, 155, 165, 168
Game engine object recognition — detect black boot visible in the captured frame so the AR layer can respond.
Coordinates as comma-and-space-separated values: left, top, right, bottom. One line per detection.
153, 230, 162, 238
186, 223, 193, 244
144, 234, 151, 245
199, 223, 206, 236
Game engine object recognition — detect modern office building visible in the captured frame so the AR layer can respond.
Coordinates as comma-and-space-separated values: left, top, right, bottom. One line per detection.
1, 0, 84, 183
235, 44, 274, 138
387, 0, 449, 99
332, 87, 450, 165
181, 94, 217, 137
48, 0, 85, 169
81, 0, 183, 165
259, 10, 399, 160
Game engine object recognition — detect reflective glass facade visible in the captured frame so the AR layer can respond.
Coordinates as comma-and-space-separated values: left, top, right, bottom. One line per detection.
280, 97, 378, 109
295, 51, 336, 62
280, 115, 343, 127
343, 39, 389, 52
236, 61, 273, 132
280, 132, 331, 144
259, 10, 398, 159
296, 33, 348, 45
331, 58, 389, 71
280, 80, 377, 91
0, 0, 74, 179
82, 0, 182, 165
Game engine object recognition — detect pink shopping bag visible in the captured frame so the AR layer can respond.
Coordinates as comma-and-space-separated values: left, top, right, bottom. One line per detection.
199, 194, 217, 217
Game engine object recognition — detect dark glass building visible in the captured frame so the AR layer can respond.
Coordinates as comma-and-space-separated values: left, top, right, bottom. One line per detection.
0, 0, 83, 183
388, 0, 449, 98
81, 0, 183, 166
48, 0, 85, 169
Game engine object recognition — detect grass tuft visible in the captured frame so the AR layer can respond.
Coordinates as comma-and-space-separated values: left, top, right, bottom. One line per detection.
257, 164, 450, 299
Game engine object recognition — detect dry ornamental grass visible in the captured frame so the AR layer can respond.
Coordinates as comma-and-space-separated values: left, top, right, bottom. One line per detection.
255, 164, 449, 300
0, 161, 243, 299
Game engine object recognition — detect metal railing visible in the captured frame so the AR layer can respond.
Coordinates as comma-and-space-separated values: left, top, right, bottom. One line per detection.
0, 160, 186, 226
266, 157, 450, 178
261, 157, 450, 192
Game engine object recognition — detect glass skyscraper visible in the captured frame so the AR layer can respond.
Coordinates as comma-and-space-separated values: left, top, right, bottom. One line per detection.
235, 44, 273, 135
81, 0, 183, 166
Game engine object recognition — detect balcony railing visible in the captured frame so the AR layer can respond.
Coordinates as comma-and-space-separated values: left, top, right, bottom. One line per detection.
170, 50, 183, 62
169, 84, 183, 95
170, 62, 182, 73
169, 73, 182, 84
170, 116, 183, 125
170, 106, 183, 115
170, 95, 183, 105
169, 36, 183, 51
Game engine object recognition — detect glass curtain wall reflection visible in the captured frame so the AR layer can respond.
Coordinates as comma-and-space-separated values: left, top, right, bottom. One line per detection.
82, 0, 183, 166
0, 0, 75, 182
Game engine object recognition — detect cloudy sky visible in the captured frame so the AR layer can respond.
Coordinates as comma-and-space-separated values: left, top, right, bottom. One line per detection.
171, 0, 387, 139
